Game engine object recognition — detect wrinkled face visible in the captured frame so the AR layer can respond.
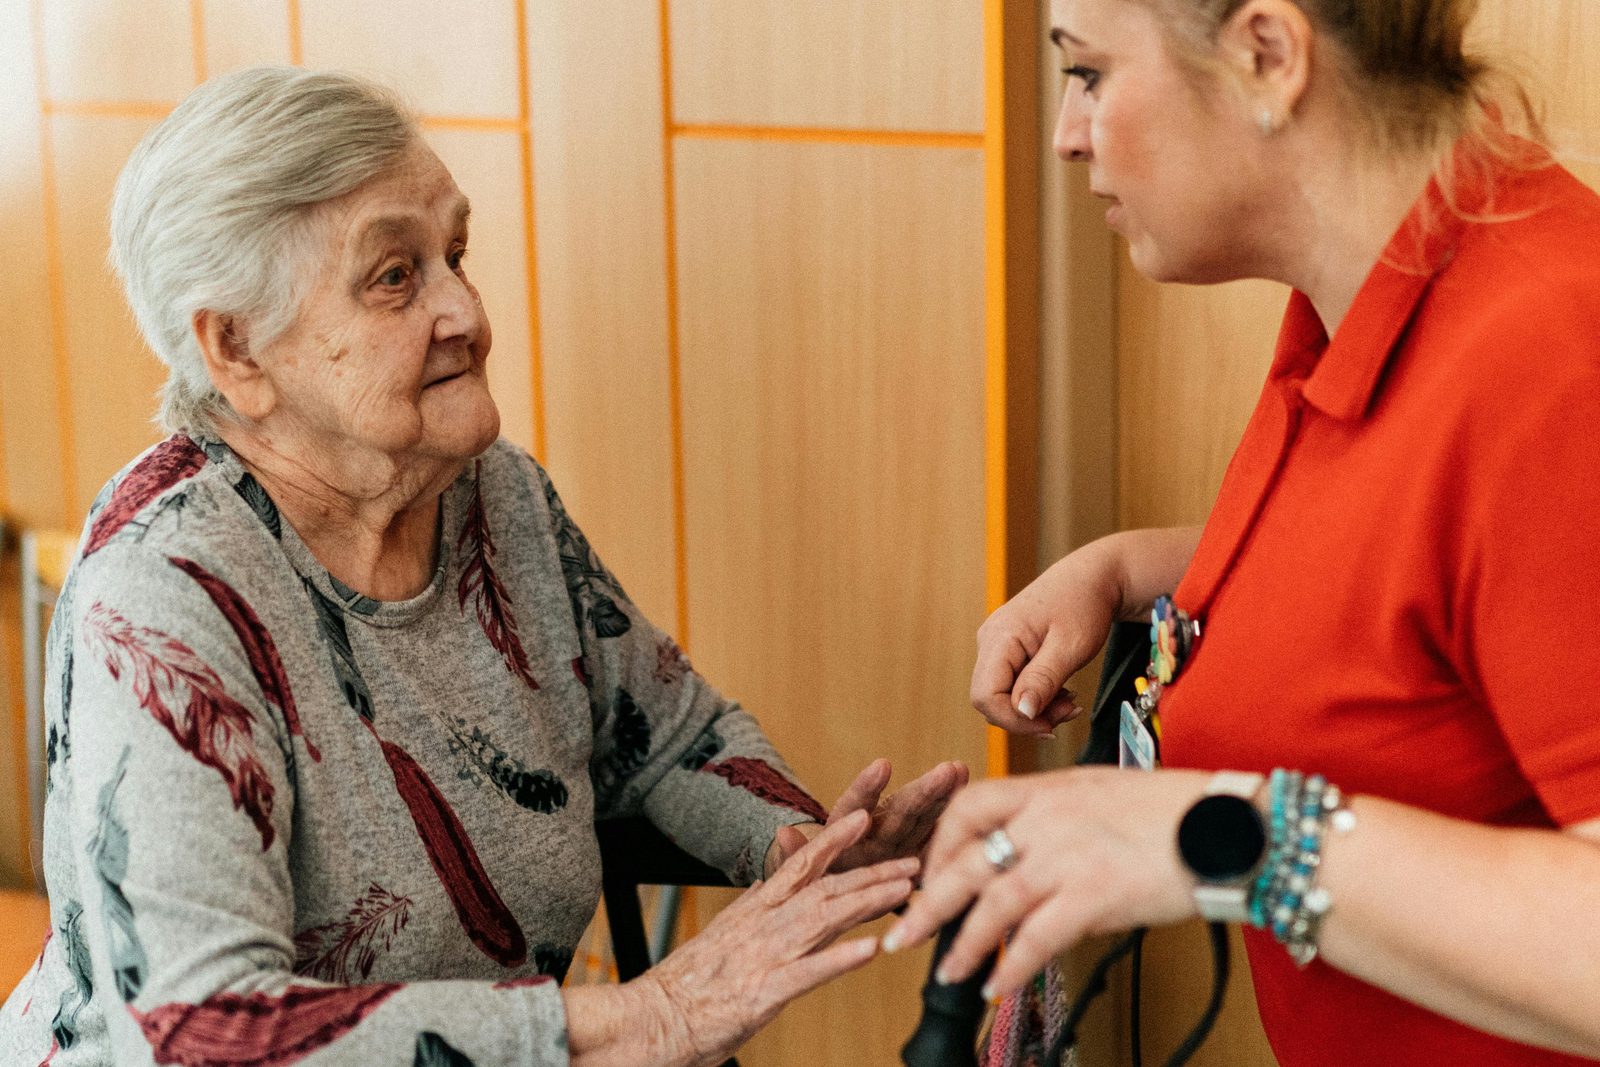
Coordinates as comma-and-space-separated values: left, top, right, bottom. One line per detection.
1051, 0, 1263, 283
258, 141, 499, 472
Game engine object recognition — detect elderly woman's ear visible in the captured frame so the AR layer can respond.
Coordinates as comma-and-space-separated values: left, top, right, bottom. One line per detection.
193, 308, 274, 421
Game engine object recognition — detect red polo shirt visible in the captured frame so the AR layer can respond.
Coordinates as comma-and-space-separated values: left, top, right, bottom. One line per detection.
1159, 151, 1600, 1066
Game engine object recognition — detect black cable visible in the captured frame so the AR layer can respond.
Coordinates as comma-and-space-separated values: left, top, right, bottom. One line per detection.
1043, 921, 1228, 1067
1130, 931, 1144, 1067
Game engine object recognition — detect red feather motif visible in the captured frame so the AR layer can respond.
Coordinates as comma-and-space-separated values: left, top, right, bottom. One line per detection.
379, 739, 527, 967
83, 602, 276, 851
84, 436, 206, 557
457, 464, 539, 690
34, 1035, 57, 1066
19, 929, 50, 1017
131, 983, 399, 1067
292, 883, 412, 983
703, 757, 828, 822
168, 558, 320, 762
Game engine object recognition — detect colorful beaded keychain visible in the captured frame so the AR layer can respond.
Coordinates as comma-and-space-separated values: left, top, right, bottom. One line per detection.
1129, 594, 1201, 743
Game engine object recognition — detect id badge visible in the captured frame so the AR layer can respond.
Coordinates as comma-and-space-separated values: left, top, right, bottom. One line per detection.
1119, 700, 1158, 771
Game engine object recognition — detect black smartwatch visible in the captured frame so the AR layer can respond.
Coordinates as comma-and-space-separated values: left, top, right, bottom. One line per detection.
1177, 771, 1267, 922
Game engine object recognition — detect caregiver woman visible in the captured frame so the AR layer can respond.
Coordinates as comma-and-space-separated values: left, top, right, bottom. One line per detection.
888, 0, 1600, 1064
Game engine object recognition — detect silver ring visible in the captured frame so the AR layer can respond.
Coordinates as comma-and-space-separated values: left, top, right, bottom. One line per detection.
982, 828, 1019, 873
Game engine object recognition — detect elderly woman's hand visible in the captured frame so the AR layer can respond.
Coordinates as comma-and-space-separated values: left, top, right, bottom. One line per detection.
767, 759, 969, 877
635, 809, 916, 1066
881, 767, 1211, 1000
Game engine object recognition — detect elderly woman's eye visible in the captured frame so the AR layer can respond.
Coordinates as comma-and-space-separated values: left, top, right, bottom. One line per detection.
378, 264, 410, 288
448, 248, 469, 271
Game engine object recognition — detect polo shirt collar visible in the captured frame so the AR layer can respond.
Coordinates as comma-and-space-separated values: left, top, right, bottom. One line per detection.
1289, 179, 1467, 422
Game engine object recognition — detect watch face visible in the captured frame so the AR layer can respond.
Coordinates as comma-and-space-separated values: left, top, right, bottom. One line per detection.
1178, 794, 1266, 880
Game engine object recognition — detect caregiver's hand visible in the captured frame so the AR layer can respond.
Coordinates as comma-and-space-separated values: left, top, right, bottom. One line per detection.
970, 547, 1121, 737
881, 768, 1210, 1001
971, 527, 1203, 737
638, 809, 917, 1066
767, 758, 970, 877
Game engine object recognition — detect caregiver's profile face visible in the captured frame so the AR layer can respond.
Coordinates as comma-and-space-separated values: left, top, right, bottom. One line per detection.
1050, 0, 1268, 286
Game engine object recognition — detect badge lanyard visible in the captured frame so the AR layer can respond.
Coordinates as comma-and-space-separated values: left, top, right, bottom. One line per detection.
1119, 595, 1200, 772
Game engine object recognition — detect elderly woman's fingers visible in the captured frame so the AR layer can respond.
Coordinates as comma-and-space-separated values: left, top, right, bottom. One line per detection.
765, 936, 881, 1006
764, 808, 870, 899
829, 758, 892, 824
817, 856, 922, 899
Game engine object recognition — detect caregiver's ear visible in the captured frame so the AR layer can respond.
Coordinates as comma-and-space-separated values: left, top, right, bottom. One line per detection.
1217, 0, 1314, 120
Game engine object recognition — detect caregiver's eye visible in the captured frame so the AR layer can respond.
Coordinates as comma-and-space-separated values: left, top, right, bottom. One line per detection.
1065, 65, 1101, 93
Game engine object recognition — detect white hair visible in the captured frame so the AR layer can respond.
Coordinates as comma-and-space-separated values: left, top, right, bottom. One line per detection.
109, 66, 419, 433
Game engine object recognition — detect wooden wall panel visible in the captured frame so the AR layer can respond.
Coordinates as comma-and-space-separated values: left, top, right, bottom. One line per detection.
1116, 273, 1285, 530
422, 129, 537, 459
670, 0, 984, 132
1474, 0, 1600, 157
53, 115, 168, 518
202, 0, 294, 73
40, 0, 194, 103
674, 137, 987, 1063
526, 0, 679, 629
298, 0, 520, 118
0, 0, 64, 532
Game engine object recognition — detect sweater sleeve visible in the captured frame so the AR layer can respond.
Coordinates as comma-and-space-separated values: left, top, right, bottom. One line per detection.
530, 462, 826, 885
58, 542, 571, 1065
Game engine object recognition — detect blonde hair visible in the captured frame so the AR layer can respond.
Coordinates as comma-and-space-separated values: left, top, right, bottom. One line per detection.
1135, 0, 1545, 166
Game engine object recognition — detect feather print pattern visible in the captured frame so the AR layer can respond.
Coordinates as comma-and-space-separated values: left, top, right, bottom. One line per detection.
50, 903, 92, 1051
132, 983, 401, 1067
301, 578, 373, 721
380, 740, 528, 968
457, 463, 539, 689
702, 757, 827, 822
538, 466, 633, 640
83, 436, 207, 557
414, 1032, 477, 1067
83, 602, 276, 851
169, 558, 320, 762
231, 473, 281, 540
593, 688, 651, 803
91, 751, 147, 1002
444, 718, 568, 814
297, 580, 528, 969
292, 883, 413, 983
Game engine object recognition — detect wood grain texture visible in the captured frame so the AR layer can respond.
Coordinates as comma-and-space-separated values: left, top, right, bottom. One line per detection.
1473, 0, 1600, 158
39, 0, 195, 104
673, 136, 988, 1063
524, 0, 678, 631
669, 0, 984, 133
298, 0, 521, 119
200, 0, 293, 73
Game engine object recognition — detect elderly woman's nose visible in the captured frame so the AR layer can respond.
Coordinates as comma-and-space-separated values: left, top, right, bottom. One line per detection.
430, 268, 485, 340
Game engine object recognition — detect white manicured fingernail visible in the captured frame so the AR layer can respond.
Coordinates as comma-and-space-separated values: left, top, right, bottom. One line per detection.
1017, 694, 1038, 720
935, 964, 955, 986
981, 981, 998, 1001
881, 929, 903, 953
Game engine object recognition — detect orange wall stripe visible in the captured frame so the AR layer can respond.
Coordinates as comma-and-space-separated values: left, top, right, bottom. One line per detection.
418, 114, 523, 133
513, 0, 547, 462
42, 99, 172, 119
31, 0, 79, 527
190, 0, 207, 83
659, 0, 692, 652
983, 0, 1011, 781
673, 123, 983, 151
286, 0, 303, 65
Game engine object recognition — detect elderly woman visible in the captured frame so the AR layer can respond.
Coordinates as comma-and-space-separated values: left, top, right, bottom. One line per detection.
0, 66, 964, 1066
889, 0, 1600, 1064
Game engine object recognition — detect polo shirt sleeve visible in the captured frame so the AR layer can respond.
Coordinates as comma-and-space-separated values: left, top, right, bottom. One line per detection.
1459, 366, 1600, 826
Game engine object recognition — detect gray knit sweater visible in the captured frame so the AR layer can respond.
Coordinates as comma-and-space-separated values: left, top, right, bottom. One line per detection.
0, 435, 824, 1065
